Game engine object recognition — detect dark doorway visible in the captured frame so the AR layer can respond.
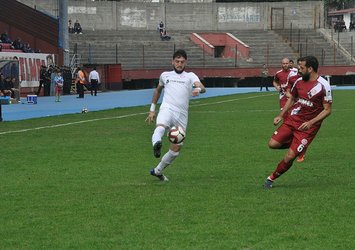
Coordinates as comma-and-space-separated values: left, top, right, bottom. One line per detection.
214, 46, 225, 58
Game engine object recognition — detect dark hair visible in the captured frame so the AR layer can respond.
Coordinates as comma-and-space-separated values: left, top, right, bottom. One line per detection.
173, 49, 187, 60
300, 56, 319, 72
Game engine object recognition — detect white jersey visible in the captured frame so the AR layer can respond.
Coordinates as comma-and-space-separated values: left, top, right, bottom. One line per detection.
89, 70, 100, 82
159, 70, 200, 114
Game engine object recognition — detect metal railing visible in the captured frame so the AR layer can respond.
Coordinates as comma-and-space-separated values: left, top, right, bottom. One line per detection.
72, 30, 354, 69
275, 25, 354, 65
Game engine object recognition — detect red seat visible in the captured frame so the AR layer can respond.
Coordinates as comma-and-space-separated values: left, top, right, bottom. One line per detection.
0, 43, 12, 49
1, 48, 23, 53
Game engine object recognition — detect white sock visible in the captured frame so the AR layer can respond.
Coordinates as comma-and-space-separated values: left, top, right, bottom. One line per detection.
155, 150, 180, 174
152, 126, 166, 146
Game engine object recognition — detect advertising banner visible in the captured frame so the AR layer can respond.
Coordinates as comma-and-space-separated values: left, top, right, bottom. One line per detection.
0, 52, 55, 87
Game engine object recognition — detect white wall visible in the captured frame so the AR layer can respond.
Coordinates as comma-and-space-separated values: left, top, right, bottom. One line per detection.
17, 0, 325, 31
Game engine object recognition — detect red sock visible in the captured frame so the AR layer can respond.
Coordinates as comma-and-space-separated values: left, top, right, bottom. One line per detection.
269, 160, 293, 180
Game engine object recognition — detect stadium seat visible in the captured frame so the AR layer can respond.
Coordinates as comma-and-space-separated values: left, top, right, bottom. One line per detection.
0, 43, 12, 49
1, 49, 23, 53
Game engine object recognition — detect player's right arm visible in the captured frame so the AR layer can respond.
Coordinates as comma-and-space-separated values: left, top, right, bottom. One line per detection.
145, 84, 163, 124
273, 77, 281, 92
273, 94, 295, 125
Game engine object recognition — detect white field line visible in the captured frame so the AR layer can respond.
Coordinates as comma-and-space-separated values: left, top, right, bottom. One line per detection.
0, 112, 146, 135
2, 94, 269, 135
0, 93, 350, 135
190, 93, 275, 107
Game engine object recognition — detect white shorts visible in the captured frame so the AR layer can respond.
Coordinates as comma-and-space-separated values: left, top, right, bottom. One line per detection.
156, 107, 188, 131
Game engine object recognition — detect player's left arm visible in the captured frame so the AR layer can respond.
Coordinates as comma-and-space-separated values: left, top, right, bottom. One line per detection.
192, 81, 206, 96
272, 76, 281, 92
298, 102, 332, 131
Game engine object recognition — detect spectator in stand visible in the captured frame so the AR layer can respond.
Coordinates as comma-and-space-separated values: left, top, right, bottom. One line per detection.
334, 18, 346, 32
68, 19, 74, 33
22, 43, 34, 53
0, 31, 12, 44
158, 21, 164, 33
350, 20, 355, 32
160, 29, 171, 41
12, 38, 24, 50
74, 20, 83, 34
340, 19, 346, 31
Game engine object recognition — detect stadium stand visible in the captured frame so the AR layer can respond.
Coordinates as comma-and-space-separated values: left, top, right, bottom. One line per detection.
4, 0, 355, 90
69, 28, 353, 69
68, 29, 289, 68
275, 29, 350, 65
0, 0, 59, 55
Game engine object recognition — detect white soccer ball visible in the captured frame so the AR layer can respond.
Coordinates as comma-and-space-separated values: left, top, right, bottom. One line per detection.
81, 107, 88, 113
167, 126, 186, 144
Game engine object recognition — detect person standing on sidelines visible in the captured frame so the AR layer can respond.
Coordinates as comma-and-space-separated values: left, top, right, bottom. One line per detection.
263, 56, 332, 189
145, 49, 206, 181
89, 67, 100, 96
54, 70, 64, 102
76, 67, 86, 98
273, 58, 292, 109
36, 65, 47, 96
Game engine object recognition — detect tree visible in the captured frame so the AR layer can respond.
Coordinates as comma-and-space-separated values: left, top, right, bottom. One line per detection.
324, 0, 354, 10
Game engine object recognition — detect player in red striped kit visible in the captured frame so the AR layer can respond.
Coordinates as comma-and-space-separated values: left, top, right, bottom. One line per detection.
278, 58, 307, 162
264, 56, 332, 189
287, 59, 307, 162
273, 58, 292, 110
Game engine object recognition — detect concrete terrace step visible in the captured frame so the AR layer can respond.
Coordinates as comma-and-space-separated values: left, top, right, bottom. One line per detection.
69, 29, 352, 69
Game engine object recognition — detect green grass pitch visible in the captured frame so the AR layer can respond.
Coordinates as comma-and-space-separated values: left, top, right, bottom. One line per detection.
0, 90, 354, 249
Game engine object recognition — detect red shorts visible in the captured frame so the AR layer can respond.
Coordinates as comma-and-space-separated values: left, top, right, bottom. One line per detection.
55, 86, 63, 94
272, 119, 321, 155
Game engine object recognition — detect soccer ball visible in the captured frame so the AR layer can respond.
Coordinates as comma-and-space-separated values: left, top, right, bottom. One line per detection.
81, 107, 88, 113
167, 126, 186, 144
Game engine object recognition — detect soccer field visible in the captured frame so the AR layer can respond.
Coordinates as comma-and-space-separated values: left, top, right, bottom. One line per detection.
0, 90, 354, 249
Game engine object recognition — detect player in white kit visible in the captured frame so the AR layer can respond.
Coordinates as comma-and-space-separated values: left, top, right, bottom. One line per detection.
145, 49, 206, 181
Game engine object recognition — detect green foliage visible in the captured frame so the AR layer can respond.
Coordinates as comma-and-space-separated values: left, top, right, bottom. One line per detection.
325, 0, 354, 10
0, 90, 354, 249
